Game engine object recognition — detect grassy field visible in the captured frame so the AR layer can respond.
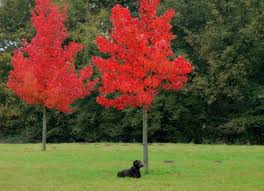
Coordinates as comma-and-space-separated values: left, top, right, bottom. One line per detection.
0, 143, 263, 191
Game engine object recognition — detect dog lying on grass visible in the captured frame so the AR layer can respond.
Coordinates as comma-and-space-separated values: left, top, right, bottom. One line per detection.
117, 160, 144, 178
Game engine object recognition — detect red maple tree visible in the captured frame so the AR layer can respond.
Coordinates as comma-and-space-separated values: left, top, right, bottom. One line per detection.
7, 0, 97, 150
93, 0, 192, 173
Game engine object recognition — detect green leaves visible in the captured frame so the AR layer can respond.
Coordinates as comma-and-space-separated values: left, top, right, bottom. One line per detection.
0, 0, 263, 144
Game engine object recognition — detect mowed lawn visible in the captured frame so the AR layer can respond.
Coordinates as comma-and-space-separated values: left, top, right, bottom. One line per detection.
0, 143, 263, 191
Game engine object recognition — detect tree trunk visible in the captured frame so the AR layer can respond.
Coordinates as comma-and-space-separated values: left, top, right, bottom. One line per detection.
42, 107, 47, 151
143, 108, 148, 173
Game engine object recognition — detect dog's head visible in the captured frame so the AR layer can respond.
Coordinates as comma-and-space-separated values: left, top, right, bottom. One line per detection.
133, 160, 144, 169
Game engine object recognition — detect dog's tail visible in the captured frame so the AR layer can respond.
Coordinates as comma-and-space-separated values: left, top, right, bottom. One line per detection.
117, 171, 122, 177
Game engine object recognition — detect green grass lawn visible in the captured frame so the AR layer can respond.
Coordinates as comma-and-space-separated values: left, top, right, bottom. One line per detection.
0, 143, 263, 191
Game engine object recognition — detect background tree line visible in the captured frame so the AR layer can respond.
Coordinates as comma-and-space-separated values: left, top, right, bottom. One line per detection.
0, 0, 263, 144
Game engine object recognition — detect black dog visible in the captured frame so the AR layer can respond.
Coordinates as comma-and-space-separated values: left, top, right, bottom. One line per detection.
117, 160, 144, 178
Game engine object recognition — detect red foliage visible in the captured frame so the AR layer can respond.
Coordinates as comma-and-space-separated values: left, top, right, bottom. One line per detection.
7, 0, 97, 112
93, 0, 193, 110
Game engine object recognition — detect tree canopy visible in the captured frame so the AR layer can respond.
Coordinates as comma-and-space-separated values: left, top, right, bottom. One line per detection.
0, 0, 263, 145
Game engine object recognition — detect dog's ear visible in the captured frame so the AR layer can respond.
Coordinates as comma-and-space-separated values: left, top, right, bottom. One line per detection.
133, 160, 143, 168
